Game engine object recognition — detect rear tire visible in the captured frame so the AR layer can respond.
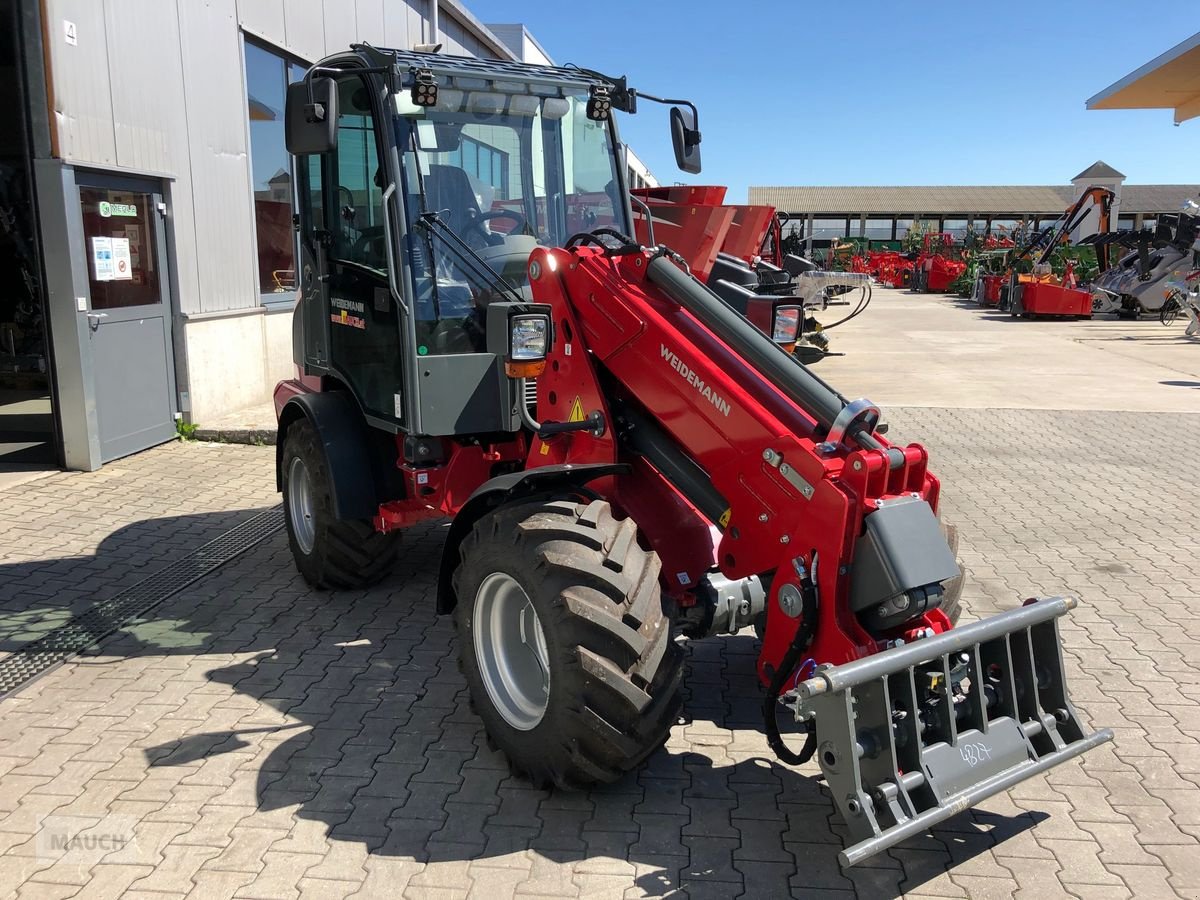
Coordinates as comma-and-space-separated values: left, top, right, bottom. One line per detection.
454, 499, 684, 789
280, 418, 402, 589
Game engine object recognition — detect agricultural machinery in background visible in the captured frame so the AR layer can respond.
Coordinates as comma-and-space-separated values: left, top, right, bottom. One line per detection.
1089, 198, 1200, 318
967, 187, 1115, 319
911, 233, 967, 294
274, 45, 1110, 867
630, 185, 871, 363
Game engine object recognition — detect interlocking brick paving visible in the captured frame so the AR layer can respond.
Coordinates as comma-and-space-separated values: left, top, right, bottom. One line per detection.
0, 407, 1196, 898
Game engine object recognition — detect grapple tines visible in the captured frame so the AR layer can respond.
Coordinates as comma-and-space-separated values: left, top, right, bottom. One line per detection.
791, 597, 1112, 867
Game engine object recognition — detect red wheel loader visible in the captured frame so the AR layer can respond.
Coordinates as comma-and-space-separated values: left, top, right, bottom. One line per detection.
274, 45, 1110, 867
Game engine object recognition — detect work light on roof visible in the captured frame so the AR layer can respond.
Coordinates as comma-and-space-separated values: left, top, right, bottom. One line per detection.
586, 84, 612, 121
411, 67, 438, 107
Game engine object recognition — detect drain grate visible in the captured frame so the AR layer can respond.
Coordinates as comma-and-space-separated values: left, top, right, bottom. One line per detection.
0, 506, 285, 698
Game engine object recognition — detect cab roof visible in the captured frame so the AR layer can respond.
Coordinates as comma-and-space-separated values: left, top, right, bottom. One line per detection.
347, 43, 611, 93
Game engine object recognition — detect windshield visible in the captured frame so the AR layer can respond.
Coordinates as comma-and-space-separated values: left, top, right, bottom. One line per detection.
395, 84, 629, 356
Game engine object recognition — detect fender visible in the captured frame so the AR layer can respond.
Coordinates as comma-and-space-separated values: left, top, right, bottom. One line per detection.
436, 463, 630, 614
276, 391, 377, 521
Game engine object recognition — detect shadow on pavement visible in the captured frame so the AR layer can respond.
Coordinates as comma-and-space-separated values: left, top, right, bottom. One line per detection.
132, 551, 1034, 897
0, 508, 1039, 896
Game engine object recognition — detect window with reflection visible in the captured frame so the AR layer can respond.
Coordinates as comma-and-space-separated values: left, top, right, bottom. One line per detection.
245, 40, 307, 296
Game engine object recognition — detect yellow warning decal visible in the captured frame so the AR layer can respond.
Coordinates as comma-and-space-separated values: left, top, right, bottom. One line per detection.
718, 508, 732, 528
568, 396, 585, 423
539, 442, 550, 455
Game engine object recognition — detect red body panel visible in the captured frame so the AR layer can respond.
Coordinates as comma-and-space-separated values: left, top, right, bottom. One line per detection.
630, 200, 735, 283
523, 246, 947, 682
721, 205, 778, 264
982, 275, 1003, 305
924, 257, 967, 292
1021, 282, 1092, 317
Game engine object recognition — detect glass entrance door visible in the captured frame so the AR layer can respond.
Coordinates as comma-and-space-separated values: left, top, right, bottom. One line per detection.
77, 176, 177, 461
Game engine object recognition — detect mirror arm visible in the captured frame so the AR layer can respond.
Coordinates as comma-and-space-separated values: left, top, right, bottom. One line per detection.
635, 92, 701, 144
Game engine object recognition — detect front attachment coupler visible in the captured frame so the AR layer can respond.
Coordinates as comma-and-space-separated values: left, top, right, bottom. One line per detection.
789, 596, 1112, 868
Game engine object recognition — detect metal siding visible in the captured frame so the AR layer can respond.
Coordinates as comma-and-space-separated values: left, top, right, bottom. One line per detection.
237, 0, 286, 43
323, 0, 357, 54
382, 0, 411, 47
104, 0, 187, 175
407, 1, 426, 47
44, 0, 117, 163
355, 0, 385, 41
103, 0, 203, 318
441, 14, 492, 58
284, 0, 326, 62
178, 0, 258, 313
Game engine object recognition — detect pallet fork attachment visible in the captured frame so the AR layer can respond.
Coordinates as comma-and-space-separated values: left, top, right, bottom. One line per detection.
789, 596, 1113, 867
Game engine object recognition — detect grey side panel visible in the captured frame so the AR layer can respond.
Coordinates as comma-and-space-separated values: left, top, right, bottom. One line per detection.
91, 317, 176, 461
417, 354, 509, 436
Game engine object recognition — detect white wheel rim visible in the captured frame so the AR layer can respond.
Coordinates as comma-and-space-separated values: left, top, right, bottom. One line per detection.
473, 572, 550, 731
287, 456, 316, 554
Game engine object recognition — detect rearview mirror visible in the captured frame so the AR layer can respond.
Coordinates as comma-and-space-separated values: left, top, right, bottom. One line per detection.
670, 106, 701, 174
285, 77, 338, 155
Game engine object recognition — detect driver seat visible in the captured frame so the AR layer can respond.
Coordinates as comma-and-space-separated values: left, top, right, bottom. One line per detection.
425, 164, 482, 239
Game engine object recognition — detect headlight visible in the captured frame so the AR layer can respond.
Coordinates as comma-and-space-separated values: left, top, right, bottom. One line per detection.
510, 314, 549, 360
505, 313, 550, 378
771, 305, 802, 345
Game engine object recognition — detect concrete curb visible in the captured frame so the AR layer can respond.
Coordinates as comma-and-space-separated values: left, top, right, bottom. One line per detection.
192, 428, 277, 446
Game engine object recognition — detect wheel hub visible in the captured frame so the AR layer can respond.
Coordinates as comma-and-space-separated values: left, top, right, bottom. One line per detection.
473, 572, 550, 731
287, 456, 316, 554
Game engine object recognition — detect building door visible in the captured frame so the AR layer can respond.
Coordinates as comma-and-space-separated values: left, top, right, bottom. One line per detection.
77, 174, 177, 462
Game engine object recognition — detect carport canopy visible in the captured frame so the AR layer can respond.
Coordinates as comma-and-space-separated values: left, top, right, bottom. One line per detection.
1087, 31, 1200, 124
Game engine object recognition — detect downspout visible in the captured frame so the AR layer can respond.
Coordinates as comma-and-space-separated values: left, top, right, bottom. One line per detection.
429, 0, 439, 44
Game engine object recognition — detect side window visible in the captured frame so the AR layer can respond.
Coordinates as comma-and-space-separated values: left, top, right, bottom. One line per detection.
304, 154, 324, 234
332, 77, 385, 269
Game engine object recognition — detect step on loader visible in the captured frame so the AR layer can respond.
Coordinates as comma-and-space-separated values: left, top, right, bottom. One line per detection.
274, 45, 1111, 867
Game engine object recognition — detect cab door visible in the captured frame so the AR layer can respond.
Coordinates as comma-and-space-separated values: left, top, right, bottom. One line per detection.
300, 72, 407, 430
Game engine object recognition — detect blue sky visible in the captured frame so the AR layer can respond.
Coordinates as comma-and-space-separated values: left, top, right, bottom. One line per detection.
467, 1, 1197, 201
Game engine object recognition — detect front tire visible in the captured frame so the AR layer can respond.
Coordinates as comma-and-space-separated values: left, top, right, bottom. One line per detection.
454, 499, 684, 789
280, 418, 402, 589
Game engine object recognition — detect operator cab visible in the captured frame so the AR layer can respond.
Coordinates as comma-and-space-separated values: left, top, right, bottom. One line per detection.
284, 47, 645, 437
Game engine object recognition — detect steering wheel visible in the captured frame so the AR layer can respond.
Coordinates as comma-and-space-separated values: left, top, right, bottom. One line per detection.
352, 225, 386, 265
461, 209, 528, 244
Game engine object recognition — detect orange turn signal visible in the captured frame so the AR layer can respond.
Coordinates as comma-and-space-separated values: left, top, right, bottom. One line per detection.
505, 359, 547, 379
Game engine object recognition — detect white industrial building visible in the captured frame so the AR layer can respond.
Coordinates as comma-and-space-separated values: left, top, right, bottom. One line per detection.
0, 0, 654, 471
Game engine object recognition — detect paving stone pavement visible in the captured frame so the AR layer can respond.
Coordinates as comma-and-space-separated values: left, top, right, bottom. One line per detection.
0, 409, 1197, 899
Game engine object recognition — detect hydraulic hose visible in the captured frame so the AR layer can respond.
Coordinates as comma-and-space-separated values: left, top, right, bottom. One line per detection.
763, 558, 820, 766
819, 283, 873, 331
